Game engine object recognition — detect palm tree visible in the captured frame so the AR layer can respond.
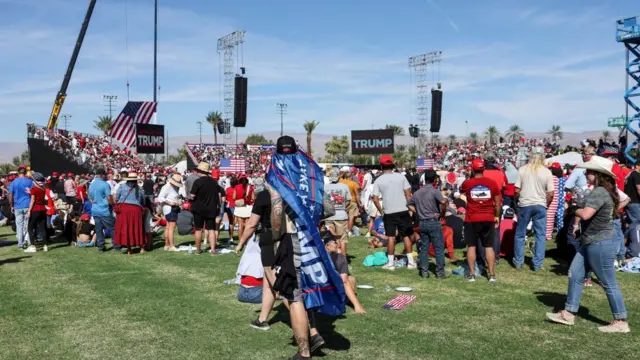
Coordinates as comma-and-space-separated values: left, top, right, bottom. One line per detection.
469, 132, 479, 145
94, 115, 113, 136
505, 125, 524, 143
0, 163, 14, 174
167, 145, 188, 165
484, 126, 500, 144
602, 130, 611, 142
303, 120, 320, 159
394, 144, 407, 167
206, 111, 223, 144
407, 145, 419, 167
385, 124, 405, 136
324, 136, 350, 161
548, 125, 563, 142
447, 134, 457, 146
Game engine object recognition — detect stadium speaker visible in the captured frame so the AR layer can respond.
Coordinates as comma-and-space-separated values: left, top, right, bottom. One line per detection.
430, 88, 443, 133
216, 120, 226, 134
234, 76, 248, 127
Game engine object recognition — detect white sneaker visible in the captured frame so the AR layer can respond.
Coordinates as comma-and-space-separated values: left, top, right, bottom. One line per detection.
24, 245, 37, 253
407, 263, 417, 270
43, 245, 49, 252
382, 263, 396, 271
598, 320, 631, 333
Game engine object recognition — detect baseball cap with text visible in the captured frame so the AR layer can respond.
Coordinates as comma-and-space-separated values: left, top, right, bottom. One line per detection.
472, 158, 485, 171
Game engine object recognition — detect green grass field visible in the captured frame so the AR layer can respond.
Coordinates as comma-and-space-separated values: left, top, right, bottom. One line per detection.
0, 227, 638, 360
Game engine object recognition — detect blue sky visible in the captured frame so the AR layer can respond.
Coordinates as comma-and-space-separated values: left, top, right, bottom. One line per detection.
0, 0, 637, 143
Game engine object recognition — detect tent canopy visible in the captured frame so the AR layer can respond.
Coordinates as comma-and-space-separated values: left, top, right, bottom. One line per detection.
544, 152, 582, 166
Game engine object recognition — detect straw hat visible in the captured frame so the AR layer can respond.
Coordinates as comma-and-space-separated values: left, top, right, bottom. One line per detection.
169, 173, 183, 187
195, 162, 210, 174
123, 172, 139, 181
577, 156, 616, 179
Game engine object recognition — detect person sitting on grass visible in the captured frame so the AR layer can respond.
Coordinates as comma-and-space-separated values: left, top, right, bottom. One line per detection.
236, 234, 263, 304
368, 215, 394, 249
323, 231, 366, 314
73, 213, 96, 248
176, 201, 195, 236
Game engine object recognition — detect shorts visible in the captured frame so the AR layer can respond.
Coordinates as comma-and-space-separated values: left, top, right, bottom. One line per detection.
278, 233, 303, 303
237, 285, 263, 304
193, 212, 217, 230
347, 202, 359, 218
326, 219, 348, 244
383, 211, 414, 238
165, 207, 180, 222
258, 232, 278, 267
464, 222, 496, 248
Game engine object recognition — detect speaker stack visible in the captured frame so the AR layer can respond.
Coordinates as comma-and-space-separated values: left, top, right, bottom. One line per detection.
234, 76, 248, 127
430, 85, 443, 133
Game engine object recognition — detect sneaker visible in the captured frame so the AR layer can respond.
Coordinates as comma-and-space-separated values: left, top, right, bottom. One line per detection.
24, 245, 37, 253
169, 246, 180, 252
465, 275, 475, 282
163, 246, 170, 251
546, 311, 575, 326
407, 262, 417, 270
310, 334, 326, 352
43, 245, 49, 252
249, 319, 270, 331
382, 263, 396, 271
598, 320, 631, 333
436, 273, 450, 280
488, 274, 497, 283
584, 278, 593, 287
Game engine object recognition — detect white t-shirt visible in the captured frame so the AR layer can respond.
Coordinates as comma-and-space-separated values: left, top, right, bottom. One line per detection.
515, 165, 554, 207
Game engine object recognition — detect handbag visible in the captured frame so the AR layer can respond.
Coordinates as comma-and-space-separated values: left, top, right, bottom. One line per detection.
114, 187, 135, 214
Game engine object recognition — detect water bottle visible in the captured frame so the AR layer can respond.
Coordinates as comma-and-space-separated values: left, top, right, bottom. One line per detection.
223, 278, 236, 285
188, 244, 193, 254
385, 284, 391, 292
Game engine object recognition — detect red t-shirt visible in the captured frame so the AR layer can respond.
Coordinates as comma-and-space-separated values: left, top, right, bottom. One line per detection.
30, 186, 46, 212
483, 169, 507, 200
45, 188, 56, 216
612, 163, 625, 191
241, 275, 263, 287
234, 184, 246, 203
226, 187, 236, 207
245, 186, 255, 205
460, 177, 500, 223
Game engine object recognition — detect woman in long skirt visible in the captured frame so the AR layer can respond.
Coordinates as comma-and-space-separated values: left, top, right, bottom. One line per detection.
114, 172, 146, 256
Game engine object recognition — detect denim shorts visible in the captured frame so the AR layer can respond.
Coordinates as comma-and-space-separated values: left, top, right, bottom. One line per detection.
165, 207, 180, 222
237, 285, 262, 304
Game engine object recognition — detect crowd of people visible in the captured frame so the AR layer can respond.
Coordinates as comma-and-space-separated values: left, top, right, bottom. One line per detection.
3, 131, 639, 359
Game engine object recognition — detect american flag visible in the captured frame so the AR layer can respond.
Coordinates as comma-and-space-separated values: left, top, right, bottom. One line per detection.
109, 101, 157, 148
382, 295, 417, 310
416, 158, 435, 170
220, 158, 246, 173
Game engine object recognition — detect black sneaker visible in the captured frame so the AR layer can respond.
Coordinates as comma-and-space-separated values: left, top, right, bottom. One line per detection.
310, 334, 325, 353
488, 274, 497, 283
250, 319, 270, 331
288, 353, 311, 360
465, 275, 475, 282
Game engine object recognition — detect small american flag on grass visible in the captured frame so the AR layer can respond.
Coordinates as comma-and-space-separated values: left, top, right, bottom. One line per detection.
220, 158, 246, 173
382, 295, 417, 310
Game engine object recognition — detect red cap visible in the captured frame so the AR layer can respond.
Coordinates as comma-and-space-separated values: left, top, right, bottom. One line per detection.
380, 155, 394, 166
68, 172, 74, 177
182, 201, 192, 211
550, 162, 562, 170
211, 168, 220, 180
52, 172, 58, 177
472, 158, 485, 171
80, 213, 90, 221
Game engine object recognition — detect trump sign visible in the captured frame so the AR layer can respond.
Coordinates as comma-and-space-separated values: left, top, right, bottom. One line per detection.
135, 123, 165, 154
351, 129, 394, 155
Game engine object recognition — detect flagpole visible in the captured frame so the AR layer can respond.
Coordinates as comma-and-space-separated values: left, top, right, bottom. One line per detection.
153, 0, 158, 105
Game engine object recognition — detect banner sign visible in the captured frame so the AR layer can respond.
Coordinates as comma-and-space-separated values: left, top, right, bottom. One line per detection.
135, 123, 165, 154
351, 129, 394, 155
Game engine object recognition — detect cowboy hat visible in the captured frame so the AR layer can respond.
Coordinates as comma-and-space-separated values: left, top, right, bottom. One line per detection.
577, 156, 616, 178
169, 173, 183, 187
195, 162, 210, 174
123, 172, 139, 181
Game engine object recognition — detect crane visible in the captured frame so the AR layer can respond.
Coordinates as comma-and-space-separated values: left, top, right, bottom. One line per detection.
46, 0, 97, 130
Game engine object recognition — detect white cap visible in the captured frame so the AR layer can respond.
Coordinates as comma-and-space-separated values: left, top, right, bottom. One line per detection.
339, 166, 350, 172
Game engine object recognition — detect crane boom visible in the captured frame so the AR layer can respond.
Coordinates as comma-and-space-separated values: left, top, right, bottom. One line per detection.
47, 0, 97, 130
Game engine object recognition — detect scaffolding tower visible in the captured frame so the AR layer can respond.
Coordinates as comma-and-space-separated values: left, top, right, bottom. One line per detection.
217, 30, 245, 142
409, 51, 442, 152
617, 16, 640, 162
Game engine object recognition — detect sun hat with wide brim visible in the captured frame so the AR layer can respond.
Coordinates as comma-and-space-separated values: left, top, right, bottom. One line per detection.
195, 162, 210, 174
123, 172, 139, 181
577, 156, 616, 179
169, 173, 183, 187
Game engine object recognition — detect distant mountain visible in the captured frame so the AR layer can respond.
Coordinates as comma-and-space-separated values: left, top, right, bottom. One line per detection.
0, 142, 27, 163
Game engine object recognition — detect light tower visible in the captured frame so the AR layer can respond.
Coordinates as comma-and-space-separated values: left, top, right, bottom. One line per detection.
217, 30, 246, 142
409, 51, 442, 153
617, 16, 640, 162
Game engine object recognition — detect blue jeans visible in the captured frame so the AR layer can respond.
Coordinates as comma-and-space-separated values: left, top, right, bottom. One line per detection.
94, 215, 116, 251
514, 205, 547, 270
418, 219, 445, 276
565, 239, 627, 320
625, 203, 640, 224
613, 219, 625, 262
76, 240, 95, 248
237, 285, 262, 304
14, 208, 30, 247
